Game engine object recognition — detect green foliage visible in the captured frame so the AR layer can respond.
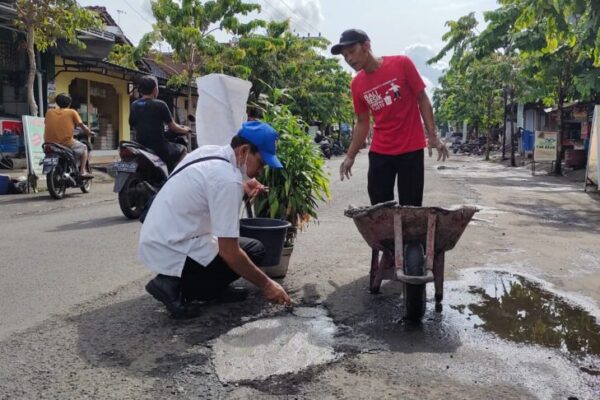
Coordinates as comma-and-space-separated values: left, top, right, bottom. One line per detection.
203, 20, 354, 126
107, 32, 160, 70
428, 12, 478, 68
15, 0, 102, 52
433, 54, 508, 133
15, 0, 102, 116
252, 93, 331, 246
151, 0, 263, 114
434, 0, 600, 136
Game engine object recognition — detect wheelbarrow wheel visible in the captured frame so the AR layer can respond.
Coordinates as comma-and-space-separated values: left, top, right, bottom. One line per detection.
404, 242, 426, 322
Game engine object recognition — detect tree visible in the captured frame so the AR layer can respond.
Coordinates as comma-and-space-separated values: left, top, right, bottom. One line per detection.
14, 0, 101, 117
205, 20, 354, 127
433, 2, 600, 170
428, 13, 480, 137
499, 0, 599, 174
107, 32, 160, 70
428, 12, 478, 68
151, 0, 263, 121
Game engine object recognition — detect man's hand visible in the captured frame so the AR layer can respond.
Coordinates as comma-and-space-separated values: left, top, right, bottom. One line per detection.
179, 125, 192, 136
262, 280, 292, 306
339, 156, 355, 181
244, 178, 269, 198
428, 136, 449, 162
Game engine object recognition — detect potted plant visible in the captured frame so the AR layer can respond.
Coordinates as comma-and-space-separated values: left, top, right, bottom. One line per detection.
252, 93, 331, 278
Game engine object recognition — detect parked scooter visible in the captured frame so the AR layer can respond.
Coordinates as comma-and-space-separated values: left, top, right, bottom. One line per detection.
41, 129, 93, 199
331, 139, 346, 156
314, 132, 332, 159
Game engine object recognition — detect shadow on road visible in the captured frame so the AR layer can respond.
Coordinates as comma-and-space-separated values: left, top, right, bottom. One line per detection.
72, 291, 267, 379
47, 216, 136, 231
498, 199, 600, 234
0, 193, 62, 205
324, 276, 461, 354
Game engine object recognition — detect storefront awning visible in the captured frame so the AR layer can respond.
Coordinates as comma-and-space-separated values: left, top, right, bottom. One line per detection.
55, 57, 150, 83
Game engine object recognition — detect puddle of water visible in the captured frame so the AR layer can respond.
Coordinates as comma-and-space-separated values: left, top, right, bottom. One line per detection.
459, 271, 600, 358
211, 307, 340, 383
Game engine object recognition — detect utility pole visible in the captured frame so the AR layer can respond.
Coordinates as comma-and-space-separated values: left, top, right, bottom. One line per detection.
501, 87, 508, 160
509, 87, 516, 167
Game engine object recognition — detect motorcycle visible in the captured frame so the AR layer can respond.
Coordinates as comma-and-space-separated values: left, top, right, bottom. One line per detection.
113, 141, 170, 219
114, 115, 193, 219
314, 133, 332, 159
41, 130, 93, 199
331, 140, 346, 156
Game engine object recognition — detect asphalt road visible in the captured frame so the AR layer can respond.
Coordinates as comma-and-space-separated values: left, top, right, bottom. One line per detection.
0, 179, 148, 340
0, 153, 599, 399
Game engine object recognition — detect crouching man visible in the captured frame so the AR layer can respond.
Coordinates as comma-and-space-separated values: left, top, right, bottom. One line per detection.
138, 121, 292, 318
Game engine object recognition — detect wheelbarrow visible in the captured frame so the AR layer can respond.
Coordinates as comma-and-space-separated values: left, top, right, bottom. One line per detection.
345, 201, 478, 322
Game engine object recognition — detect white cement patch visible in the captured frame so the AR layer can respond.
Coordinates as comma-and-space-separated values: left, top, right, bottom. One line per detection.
212, 307, 340, 383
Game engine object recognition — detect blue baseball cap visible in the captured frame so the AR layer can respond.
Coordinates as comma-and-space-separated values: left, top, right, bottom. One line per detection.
237, 121, 283, 169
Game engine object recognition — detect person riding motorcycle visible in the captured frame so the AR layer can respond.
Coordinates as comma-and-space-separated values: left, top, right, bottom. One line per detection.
129, 76, 191, 172
44, 93, 93, 178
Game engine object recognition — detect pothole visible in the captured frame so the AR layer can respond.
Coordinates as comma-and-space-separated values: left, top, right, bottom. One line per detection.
448, 269, 600, 376
211, 306, 340, 383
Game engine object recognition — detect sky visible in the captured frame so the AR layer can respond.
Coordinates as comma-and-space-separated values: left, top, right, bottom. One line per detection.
77, 0, 500, 89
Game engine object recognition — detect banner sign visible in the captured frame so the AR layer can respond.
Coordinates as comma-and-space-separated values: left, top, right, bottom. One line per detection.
534, 131, 558, 162
585, 105, 599, 189
22, 116, 46, 191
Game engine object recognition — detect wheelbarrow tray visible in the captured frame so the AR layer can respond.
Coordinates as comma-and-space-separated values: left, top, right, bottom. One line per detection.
344, 201, 478, 254
344, 201, 478, 321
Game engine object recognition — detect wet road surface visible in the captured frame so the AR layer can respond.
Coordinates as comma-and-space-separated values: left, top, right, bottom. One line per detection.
0, 154, 599, 399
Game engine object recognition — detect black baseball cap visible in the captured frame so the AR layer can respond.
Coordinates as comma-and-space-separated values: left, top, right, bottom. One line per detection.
330, 29, 370, 55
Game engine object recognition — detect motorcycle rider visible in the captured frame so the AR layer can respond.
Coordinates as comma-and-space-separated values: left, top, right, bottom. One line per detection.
129, 76, 191, 172
44, 93, 93, 178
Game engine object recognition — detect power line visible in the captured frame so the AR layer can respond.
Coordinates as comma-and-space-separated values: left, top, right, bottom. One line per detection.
277, 0, 321, 34
122, 0, 154, 27
260, 0, 318, 35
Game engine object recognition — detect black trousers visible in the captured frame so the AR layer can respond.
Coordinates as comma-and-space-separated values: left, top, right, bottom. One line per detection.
367, 149, 424, 206
156, 142, 186, 173
180, 237, 265, 301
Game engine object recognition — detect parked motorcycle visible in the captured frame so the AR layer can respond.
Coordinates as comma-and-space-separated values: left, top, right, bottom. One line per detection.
314, 133, 332, 159
113, 141, 170, 219
41, 130, 93, 199
331, 140, 346, 156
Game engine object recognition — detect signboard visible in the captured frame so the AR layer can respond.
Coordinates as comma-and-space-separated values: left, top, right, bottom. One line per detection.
584, 105, 599, 190
22, 116, 46, 191
0, 119, 23, 155
2, 119, 23, 136
534, 131, 558, 162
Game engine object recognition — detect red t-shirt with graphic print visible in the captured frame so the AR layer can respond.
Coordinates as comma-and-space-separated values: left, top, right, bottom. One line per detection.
351, 55, 426, 155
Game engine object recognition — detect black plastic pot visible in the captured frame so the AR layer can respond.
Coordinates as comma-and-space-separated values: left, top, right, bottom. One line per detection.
240, 218, 291, 267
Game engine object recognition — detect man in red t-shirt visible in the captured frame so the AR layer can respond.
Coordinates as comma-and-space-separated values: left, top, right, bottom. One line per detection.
331, 29, 448, 207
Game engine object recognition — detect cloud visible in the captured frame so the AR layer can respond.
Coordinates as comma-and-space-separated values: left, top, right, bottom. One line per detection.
404, 44, 446, 88
262, 0, 324, 34
431, 0, 479, 12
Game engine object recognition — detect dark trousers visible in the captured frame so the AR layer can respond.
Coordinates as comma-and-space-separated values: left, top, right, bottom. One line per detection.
367, 149, 424, 206
156, 142, 186, 173
180, 237, 265, 301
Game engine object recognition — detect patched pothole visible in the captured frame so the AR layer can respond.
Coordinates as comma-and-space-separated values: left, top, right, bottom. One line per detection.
211, 306, 341, 383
